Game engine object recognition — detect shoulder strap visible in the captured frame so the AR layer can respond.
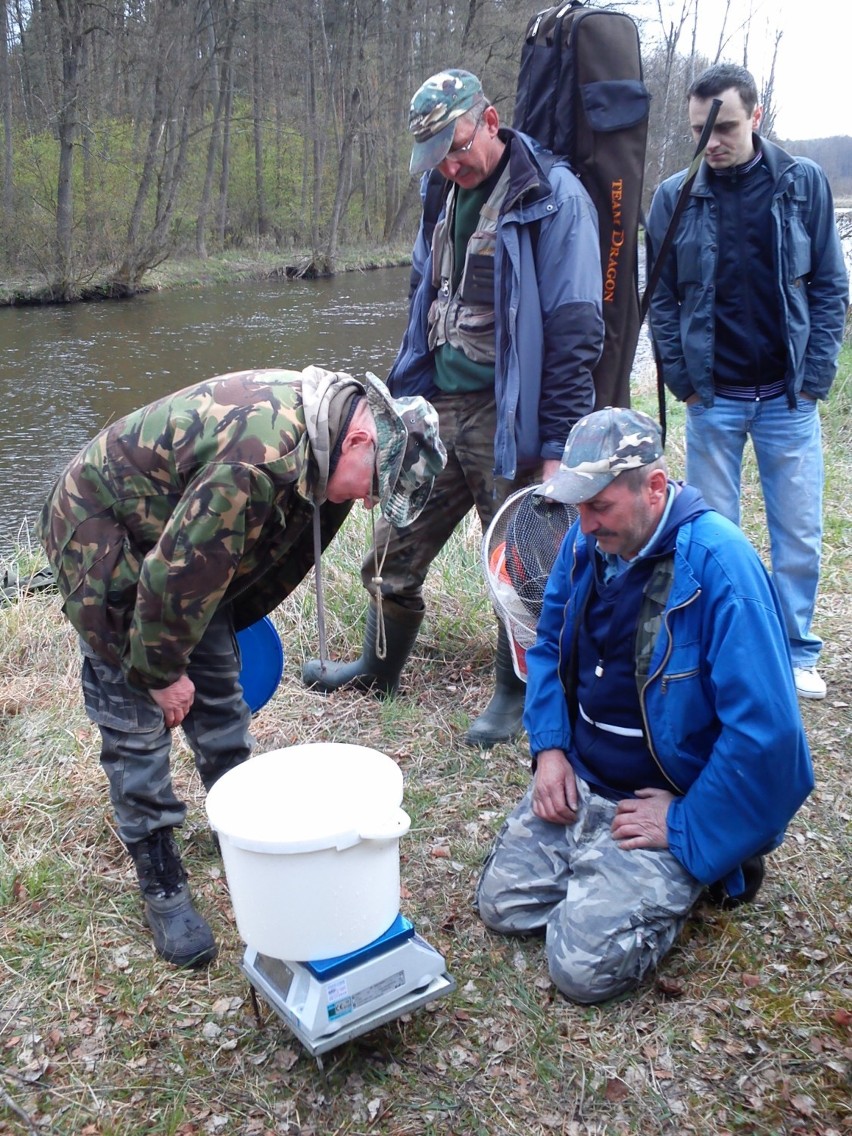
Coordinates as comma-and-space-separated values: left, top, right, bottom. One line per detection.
421, 168, 449, 250
640, 99, 721, 443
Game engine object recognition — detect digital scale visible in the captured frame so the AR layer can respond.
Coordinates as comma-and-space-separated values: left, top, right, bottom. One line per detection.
242, 913, 455, 1062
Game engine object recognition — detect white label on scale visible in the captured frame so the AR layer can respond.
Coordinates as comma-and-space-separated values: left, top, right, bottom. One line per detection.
327, 977, 349, 1002
326, 977, 353, 1022
352, 969, 405, 1010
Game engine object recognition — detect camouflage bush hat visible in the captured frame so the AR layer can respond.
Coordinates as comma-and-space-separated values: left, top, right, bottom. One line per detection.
536, 407, 664, 505
362, 372, 447, 528
408, 69, 483, 175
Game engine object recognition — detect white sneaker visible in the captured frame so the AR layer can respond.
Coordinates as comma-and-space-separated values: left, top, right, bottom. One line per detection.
793, 666, 826, 700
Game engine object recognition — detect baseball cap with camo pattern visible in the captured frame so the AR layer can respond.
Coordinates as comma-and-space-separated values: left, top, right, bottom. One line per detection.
536, 407, 664, 505
408, 69, 484, 175
363, 372, 447, 528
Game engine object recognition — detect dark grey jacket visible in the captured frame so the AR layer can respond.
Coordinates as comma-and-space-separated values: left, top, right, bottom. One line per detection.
647, 136, 848, 406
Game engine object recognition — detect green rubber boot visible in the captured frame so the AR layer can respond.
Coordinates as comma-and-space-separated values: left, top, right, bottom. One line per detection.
464, 623, 526, 748
301, 599, 424, 696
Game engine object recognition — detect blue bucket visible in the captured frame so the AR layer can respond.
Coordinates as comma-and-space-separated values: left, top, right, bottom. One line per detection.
236, 616, 284, 713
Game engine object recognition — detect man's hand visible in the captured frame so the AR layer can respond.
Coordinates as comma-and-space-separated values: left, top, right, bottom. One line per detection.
541, 458, 563, 481
151, 676, 196, 729
532, 749, 578, 824
611, 787, 674, 850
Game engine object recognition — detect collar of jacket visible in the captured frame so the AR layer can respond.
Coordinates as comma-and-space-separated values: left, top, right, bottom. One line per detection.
692, 133, 798, 197
497, 127, 557, 213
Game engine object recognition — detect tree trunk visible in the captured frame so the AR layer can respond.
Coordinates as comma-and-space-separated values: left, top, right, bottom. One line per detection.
53, 0, 87, 299
251, 1, 269, 238
1, 0, 14, 252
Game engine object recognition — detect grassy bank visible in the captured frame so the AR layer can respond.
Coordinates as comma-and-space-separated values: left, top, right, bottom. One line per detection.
1, 356, 850, 1135
0, 245, 414, 306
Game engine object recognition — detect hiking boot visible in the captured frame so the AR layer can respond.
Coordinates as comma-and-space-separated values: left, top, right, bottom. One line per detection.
707, 854, 765, 910
127, 828, 217, 968
793, 666, 826, 700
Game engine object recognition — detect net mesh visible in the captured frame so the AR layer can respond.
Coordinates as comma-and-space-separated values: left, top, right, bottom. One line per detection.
482, 487, 578, 681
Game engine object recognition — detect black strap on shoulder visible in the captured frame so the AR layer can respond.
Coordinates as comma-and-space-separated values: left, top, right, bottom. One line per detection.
421, 168, 449, 250
640, 98, 721, 443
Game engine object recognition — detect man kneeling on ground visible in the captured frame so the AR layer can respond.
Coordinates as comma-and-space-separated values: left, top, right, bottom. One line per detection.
476, 407, 813, 1003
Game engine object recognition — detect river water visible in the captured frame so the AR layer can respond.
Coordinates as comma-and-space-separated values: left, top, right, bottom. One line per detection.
0, 267, 412, 554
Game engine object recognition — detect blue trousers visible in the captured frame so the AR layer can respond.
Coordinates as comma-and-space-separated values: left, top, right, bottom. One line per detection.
685, 393, 823, 668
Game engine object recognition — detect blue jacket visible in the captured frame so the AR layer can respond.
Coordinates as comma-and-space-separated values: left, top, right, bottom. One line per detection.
646, 137, 848, 405
387, 129, 604, 479
523, 488, 814, 891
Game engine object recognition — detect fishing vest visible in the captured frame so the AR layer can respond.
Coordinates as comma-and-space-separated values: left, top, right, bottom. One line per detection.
427, 165, 512, 366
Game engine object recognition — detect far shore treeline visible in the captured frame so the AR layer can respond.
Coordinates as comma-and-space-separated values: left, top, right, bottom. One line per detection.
1, 0, 850, 304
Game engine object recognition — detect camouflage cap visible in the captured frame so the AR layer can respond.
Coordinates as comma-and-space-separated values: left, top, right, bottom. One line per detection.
363, 372, 447, 528
408, 69, 483, 175
536, 407, 664, 505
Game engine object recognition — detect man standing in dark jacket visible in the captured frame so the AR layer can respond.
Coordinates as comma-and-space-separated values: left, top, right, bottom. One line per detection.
646, 63, 848, 701
303, 69, 604, 747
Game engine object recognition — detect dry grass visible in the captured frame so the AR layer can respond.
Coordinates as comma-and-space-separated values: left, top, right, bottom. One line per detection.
1, 354, 850, 1136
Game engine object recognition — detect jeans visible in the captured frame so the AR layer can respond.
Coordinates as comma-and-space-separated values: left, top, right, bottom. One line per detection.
685, 394, 823, 668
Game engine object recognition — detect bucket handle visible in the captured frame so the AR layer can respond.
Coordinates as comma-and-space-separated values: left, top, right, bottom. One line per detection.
358, 808, 411, 842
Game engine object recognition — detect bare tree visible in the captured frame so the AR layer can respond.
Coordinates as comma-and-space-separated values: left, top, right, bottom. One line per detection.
53, 0, 93, 298
195, 0, 239, 257
1, 0, 13, 244
112, 1, 214, 290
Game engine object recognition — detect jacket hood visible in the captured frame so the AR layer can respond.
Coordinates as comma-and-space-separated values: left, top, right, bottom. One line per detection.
649, 481, 712, 557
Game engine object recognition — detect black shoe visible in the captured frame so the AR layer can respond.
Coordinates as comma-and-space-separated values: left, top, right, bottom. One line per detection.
707, 855, 765, 910
127, 828, 217, 968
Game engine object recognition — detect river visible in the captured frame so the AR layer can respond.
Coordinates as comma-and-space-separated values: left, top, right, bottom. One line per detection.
0, 267, 412, 555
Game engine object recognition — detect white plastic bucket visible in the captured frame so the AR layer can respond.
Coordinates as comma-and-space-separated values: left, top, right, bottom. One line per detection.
205, 743, 410, 960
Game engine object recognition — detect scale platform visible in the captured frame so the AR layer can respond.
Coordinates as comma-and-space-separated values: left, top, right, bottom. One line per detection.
241, 914, 455, 1059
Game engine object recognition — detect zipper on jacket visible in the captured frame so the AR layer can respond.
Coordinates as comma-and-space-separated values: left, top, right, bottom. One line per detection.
638, 589, 702, 795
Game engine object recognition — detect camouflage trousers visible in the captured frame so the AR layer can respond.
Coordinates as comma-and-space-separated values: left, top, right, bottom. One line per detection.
80, 607, 253, 846
360, 390, 535, 604
476, 778, 704, 1004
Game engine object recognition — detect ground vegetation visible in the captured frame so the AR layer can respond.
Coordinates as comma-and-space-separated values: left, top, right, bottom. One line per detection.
0, 350, 849, 1135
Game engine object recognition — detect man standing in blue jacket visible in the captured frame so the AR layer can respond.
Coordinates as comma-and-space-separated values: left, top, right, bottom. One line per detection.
303, 69, 604, 747
477, 407, 813, 1004
647, 64, 848, 701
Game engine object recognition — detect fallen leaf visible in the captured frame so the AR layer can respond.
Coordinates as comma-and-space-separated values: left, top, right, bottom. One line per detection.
430, 845, 450, 858
656, 976, 685, 997
604, 1077, 629, 1102
742, 973, 761, 987
790, 1094, 816, 1117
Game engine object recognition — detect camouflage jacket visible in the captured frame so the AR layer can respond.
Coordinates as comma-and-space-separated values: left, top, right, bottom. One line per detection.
38, 367, 359, 690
